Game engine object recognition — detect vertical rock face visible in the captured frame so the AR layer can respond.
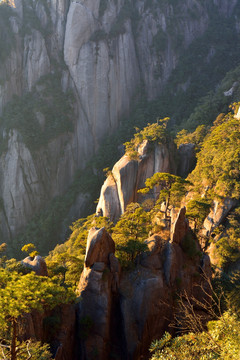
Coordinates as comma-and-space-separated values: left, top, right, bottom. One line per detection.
24, 29, 50, 91
0, 130, 79, 240
77, 211, 211, 360
170, 206, 189, 245
18, 304, 76, 360
77, 227, 120, 360
96, 141, 176, 222
0, 0, 238, 244
202, 198, 238, 236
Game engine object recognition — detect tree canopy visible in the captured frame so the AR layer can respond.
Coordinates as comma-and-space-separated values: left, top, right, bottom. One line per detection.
0, 269, 75, 360
112, 203, 150, 266
150, 311, 240, 360
188, 114, 240, 199
139, 172, 190, 217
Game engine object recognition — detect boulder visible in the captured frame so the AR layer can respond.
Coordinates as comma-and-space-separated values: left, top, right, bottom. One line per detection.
96, 175, 121, 223
21, 255, 48, 276
85, 227, 115, 268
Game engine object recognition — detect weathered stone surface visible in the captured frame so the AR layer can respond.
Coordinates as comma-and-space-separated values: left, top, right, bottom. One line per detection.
119, 237, 211, 360
164, 241, 183, 285
145, 234, 163, 253
140, 252, 162, 270
85, 227, 115, 268
0, 0, 236, 245
170, 207, 189, 245
24, 29, 50, 91
64, 1, 96, 67
112, 156, 139, 215
96, 142, 176, 222
76, 217, 211, 360
77, 267, 114, 360
96, 175, 121, 222
76, 225, 121, 360
120, 270, 166, 359
0, 130, 81, 241
92, 262, 106, 272
202, 198, 238, 236
22, 255, 48, 276
140, 234, 168, 270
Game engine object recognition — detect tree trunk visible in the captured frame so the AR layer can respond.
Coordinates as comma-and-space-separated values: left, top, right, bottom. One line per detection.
10, 320, 17, 360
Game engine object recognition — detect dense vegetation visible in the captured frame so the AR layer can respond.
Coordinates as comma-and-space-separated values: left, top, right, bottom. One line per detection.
188, 111, 240, 199
150, 312, 240, 360
0, 1, 240, 357
0, 106, 240, 357
124, 118, 170, 159
2, 0, 240, 259
150, 271, 240, 360
0, 245, 75, 360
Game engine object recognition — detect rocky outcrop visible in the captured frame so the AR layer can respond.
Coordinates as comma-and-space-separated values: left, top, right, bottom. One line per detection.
96, 142, 176, 222
202, 198, 238, 236
77, 227, 121, 360
170, 206, 189, 245
0, 0, 238, 245
84, 227, 115, 267
22, 255, 48, 276
77, 211, 211, 360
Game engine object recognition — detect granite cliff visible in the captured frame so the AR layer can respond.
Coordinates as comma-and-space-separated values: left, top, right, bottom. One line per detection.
76, 207, 211, 360
0, 0, 239, 248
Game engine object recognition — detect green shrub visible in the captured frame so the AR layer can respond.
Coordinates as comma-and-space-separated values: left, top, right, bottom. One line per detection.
124, 118, 170, 159
188, 113, 240, 199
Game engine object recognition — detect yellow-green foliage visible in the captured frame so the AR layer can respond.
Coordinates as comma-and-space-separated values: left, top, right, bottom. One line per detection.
175, 124, 208, 149
212, 207, 240, 269
124, 118, 169, 159
139, 172, 190, 216
112, 203, 150, 267
188, 113, 240, 199
150, 311, 240, 360
0, 268, 75, 359
46, 215, 113, 286
186, 198, 211, 233
21, 243, 39, 258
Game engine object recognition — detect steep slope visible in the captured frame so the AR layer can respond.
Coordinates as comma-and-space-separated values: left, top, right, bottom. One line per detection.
0, 0, 239, 251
